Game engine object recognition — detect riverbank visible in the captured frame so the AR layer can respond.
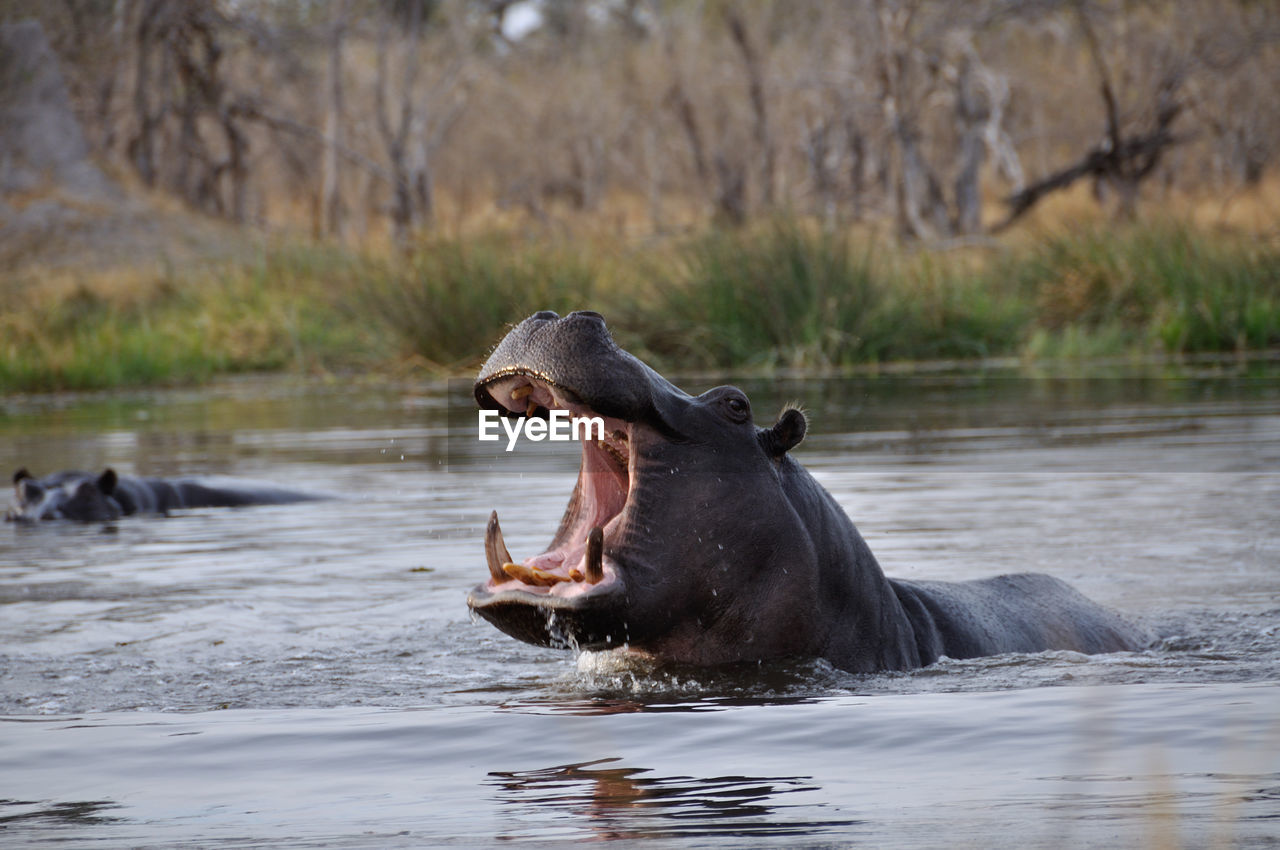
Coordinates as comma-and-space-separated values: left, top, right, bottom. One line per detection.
2, 218, 1277, 393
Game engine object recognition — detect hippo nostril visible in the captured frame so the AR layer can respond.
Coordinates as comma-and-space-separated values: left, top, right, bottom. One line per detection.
532, 310, 560, 321
571, 310, 604, 321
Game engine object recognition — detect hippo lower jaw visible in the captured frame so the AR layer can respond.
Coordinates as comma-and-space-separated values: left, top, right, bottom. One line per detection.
467, 583, 630, 650
466, 373, 636, 650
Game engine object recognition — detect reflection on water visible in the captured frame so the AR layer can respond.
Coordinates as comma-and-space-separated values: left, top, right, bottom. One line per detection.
2, 684, 1274, 848
488, 757, 858, 841
498, 694, 824, 718
0, 798, 121, 826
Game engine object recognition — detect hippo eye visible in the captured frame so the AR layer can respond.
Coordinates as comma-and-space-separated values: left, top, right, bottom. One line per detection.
722, 395, 750, 423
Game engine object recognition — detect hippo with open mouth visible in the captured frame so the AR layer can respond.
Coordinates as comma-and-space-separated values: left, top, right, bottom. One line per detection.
467, 311, 1150, 672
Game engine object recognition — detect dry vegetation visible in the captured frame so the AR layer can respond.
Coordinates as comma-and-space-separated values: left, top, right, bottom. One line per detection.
1, 0, 1278, 391
8, 0, 1278, 240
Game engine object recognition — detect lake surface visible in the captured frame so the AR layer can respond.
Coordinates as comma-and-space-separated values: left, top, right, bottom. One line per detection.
2, 366, 1278, 847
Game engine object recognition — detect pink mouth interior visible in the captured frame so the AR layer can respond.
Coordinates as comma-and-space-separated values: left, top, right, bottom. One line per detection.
484, 375, 631, 598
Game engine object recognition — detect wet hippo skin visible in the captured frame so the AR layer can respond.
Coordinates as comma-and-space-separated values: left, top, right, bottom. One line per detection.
467, 311, 1151, 673
8, 468, 322, 522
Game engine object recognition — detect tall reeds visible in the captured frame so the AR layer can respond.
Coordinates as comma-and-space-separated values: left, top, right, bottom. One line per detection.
2, 221, 1275, 393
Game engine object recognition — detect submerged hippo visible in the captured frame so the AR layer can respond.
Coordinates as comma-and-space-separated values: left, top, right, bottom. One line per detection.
467, 310, 1150, 673
7, 468, 321, 522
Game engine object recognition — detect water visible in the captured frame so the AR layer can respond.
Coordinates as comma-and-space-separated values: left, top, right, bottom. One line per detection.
2, 369, 1278, 847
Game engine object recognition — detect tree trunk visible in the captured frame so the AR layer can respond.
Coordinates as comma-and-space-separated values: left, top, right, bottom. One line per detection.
321, 0, 347, 238
725, 8, 774, 209
127, 0, 161, 187
953, 55, 985, 235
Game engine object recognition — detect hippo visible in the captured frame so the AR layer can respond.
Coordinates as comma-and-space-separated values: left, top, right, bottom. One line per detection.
467, 310, 1151, 673
7, 467, 321, 522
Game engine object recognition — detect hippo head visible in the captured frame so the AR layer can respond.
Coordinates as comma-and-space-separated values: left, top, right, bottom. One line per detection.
7, 468, 124, 522
467, 311, 823, 665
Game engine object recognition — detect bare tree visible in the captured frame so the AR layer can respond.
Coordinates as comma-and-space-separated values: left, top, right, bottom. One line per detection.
121, 1, 251, 220
126, 0, 165, 189
321, 0, 348, 238
873, 1, 1018, 239
373, 1, 427, 243
992, 1, 1187, 230
659, 19, 711, 211
12, 0, 1277, 239
725, 7, 776, 209
371, 0, 468, 243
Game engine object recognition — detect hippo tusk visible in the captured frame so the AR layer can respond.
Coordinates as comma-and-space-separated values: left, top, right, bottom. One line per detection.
510, 385, 533, 401
485, 511, 513, 583
525, 400, 538, 418
585, 526, 604, 583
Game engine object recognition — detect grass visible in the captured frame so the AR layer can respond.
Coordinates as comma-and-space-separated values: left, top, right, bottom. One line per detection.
1, 219, 1277, 394
0, 246, 390, 392
651, 222, 888, 368
1013, 223, 1280, 357
362, 234, 601, 369
640, 219, 1278, 370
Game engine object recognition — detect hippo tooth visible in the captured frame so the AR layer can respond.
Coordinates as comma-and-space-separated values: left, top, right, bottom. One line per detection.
501, 562, 533, 583
510, 385, 533, 401
526, 400, 538, 418
585, 526, 604, 583
598, 440, 628, 469
485, 511, 513, 582
502, 562, 570, 586
531, 566, 571, 584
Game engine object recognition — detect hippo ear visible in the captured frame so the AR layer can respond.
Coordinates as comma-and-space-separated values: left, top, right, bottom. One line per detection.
97, 468, 118, 495
764, 406, 807, 458
13, 468, 32, 485
17, 477, 42, 502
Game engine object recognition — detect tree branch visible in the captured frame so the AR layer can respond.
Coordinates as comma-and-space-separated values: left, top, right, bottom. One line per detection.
991, 126, 1183, 232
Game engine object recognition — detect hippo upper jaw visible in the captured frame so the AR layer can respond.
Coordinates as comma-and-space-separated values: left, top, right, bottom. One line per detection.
473, 310, 688, 432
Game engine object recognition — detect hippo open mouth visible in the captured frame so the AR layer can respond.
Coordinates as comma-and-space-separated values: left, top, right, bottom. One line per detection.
471, 381, 633, 648
467, 310, 1150, 671
467, 310, 676, 650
